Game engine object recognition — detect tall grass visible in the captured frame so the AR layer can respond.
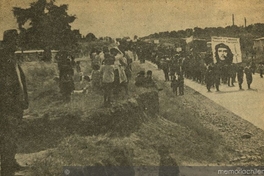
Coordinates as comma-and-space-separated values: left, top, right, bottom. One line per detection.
22, 61, 58, 92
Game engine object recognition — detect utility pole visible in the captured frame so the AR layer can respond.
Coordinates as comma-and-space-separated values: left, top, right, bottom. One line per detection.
232, 14, 235, 26
244, 17, 247, 27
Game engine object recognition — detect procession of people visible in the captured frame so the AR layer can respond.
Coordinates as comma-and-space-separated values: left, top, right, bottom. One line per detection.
129, 40, 261, 94
54, 37, 264, 107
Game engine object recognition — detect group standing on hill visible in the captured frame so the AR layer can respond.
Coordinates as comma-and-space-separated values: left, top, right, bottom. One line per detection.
89, 45, 134, 107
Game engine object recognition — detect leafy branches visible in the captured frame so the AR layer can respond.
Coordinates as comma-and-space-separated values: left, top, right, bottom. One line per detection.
12, 0, 79, 59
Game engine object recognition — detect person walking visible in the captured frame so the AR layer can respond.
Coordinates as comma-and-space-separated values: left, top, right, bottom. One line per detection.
205, 63, 214, 92
214, 63, 222, 91
244, 62, 253, 89
237, 65, 244, 90
259, 63, 264, 78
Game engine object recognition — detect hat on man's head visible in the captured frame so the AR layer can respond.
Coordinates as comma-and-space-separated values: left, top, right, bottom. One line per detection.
215, 43, 229, 50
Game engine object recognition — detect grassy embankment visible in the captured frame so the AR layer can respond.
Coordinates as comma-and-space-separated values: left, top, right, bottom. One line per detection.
19, 57, 233, 175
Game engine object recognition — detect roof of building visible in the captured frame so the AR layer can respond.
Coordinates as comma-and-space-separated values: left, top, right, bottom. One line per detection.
254, 37, 264, 41
15, 50, 59, 54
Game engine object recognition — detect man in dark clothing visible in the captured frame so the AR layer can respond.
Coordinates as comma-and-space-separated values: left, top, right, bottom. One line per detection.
214, 63, 222, 91
250, 61, 256, 75
0, 29, 29, 176
227, 63, 236, 87
171, 75, 179, 95
58, 57, 75, 102
245, 63, 253, 89
160, 57, 170, 82
259, 63, 264, 78
205, 63, 214, 92
214, 43, 233, 85
237, 65, 244, 90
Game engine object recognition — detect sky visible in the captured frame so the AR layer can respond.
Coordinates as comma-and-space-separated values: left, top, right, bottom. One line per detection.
0, 0, 264, 40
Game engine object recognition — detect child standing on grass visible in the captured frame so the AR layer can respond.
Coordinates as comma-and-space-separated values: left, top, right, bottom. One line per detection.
91, 64, 101, 91
171, 75, 179, 96
100, 54, 115, 107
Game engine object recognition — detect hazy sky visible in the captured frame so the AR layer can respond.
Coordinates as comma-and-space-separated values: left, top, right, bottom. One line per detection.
0, 0, 264, 40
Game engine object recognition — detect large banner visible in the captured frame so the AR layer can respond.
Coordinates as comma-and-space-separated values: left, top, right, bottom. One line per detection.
211, 36, 242, 64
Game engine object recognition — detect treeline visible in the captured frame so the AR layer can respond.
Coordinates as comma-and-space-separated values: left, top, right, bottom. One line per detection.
144, 23, 264, 39
143, 23, 264, 53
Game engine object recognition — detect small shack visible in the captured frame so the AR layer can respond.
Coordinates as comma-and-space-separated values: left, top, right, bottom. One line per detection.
15, 50, 59, 62
253, 37, 264, 52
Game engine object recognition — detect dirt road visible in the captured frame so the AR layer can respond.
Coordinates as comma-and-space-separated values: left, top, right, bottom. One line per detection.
142, 61, 264, 130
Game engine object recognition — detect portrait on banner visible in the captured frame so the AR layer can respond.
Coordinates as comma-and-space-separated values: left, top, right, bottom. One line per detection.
211, 36, 242, 64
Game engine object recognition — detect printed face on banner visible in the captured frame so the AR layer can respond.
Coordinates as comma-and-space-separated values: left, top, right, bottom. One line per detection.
217, 47, 228, 61
211, 37, 242, 64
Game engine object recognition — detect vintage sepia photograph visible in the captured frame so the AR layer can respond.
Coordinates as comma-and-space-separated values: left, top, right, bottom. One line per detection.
1, 0, 264, 175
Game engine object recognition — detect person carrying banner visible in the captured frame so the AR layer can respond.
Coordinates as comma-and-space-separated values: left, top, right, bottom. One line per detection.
205, 63, 214, 92
213, 43, 234, 90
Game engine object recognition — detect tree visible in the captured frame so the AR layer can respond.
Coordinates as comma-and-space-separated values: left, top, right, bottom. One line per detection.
193, 27, 203, 38
85, 33, 97, 42
185, 28, 193, 37
13, 0, 77, 61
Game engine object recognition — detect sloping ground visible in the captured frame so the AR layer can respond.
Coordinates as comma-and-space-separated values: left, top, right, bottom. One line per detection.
12, 60, 264, 176
140, 61, 264, 165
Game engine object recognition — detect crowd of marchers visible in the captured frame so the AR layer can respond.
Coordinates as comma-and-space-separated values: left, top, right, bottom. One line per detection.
134, 41, 264, 93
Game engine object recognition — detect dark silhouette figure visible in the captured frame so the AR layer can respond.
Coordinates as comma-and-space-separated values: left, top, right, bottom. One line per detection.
0, 29, 29, 176
158, 145, 180, 176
